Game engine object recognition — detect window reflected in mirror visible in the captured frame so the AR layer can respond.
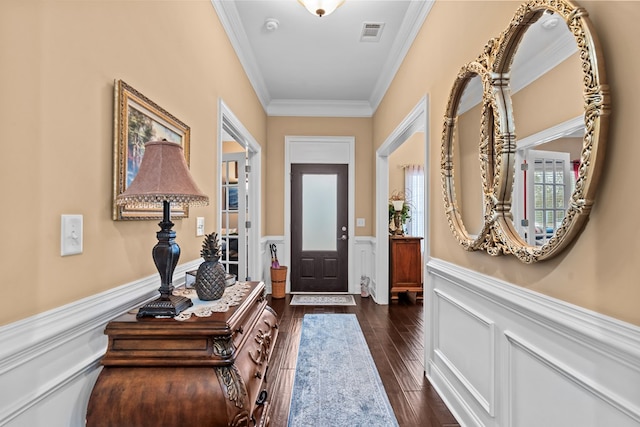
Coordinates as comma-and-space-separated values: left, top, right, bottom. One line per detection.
508, 9, 583, 247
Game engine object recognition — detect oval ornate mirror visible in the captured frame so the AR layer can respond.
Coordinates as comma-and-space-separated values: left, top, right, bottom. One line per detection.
492, 0, 610, 263
441, 0, 609, 263
441, 62, 496, 252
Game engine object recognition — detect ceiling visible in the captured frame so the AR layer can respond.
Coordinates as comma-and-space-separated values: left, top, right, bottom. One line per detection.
211, 1, 575, 118
211, 0, 434, 117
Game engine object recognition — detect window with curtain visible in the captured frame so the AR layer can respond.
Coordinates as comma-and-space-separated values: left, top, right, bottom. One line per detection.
405, 165, 424, 240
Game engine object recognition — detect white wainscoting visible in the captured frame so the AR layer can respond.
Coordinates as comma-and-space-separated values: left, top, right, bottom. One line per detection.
10, 252, 636, 427
354, 236, 376, 298
0, 239, 376, 425
0, 260, 201, 427
426, 258, 640, 427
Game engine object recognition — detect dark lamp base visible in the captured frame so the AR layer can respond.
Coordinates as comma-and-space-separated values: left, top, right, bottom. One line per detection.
136, 294, 193, 318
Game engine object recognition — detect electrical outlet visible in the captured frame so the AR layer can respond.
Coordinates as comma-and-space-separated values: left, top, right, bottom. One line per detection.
61, 214, 83, 256
196, 217, 205, 236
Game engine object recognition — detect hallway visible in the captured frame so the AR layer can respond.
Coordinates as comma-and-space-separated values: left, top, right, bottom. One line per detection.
266, 294, 460, 426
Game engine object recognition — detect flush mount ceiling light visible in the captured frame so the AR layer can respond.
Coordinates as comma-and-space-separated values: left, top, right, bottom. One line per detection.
298, 0, 345, 17
265, 18, 279, 32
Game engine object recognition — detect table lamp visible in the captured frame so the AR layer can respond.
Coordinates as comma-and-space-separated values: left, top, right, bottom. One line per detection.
117, 140, 209, 318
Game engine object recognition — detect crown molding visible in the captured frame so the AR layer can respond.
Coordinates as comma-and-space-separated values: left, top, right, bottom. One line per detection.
212, 0, 433, 118
369, 0, 434, 113
458, 34, 577, 115
511, 33, 577, 94
210, 0, 271, 110
517, 115, 583, 150
267, 99, 373, 117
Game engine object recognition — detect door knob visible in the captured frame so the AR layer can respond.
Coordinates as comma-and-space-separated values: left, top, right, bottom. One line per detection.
340, 235, 347, 240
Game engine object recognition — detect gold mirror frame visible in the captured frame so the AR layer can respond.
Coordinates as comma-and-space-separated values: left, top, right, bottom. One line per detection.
441, 0, 610, 263
441, 60, 500, 253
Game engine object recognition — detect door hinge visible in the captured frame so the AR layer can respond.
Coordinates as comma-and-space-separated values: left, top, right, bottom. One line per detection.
521, 163, 529, 171
245, 165, 251, 173
245, 221, 251, 229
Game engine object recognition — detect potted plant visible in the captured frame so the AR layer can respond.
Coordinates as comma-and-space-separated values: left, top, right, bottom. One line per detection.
389, 190, 411, 235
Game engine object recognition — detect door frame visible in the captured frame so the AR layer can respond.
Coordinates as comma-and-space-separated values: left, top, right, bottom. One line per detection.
375, 96, 429, 305
284, 136, 355, 294
512, 115, 583, 245
217, 99, 261, 281
221, 151, 248, 279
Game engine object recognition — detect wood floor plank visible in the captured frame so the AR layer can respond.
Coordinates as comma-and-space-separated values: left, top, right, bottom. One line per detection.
265, 293, 459, 427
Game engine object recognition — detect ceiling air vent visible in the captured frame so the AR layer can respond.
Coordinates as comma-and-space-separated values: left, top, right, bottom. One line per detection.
360, 22, 385, 42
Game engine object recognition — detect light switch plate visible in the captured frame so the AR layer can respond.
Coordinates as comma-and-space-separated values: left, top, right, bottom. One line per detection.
196, 217, 205, 236
356, 218, 365, 227
61, 214, 83, 256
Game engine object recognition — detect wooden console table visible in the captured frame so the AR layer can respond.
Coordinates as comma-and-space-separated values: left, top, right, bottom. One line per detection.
389, 236, 423, 301
86, 281, 278, 427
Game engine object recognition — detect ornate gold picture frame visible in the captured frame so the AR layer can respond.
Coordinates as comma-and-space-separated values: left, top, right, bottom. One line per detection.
112, 80, 191, 220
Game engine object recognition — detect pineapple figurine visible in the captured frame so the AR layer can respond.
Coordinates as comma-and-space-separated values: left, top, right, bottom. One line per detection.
195, 232, 227, 301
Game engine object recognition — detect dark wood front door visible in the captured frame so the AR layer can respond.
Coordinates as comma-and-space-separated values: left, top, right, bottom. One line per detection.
290, 164, 348, 292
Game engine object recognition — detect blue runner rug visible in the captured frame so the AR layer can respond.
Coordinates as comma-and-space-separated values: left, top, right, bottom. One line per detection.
288, 314, 399, 427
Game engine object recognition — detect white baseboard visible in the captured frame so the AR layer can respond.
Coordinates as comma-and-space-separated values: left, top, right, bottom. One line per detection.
0, 260, 201, 427
261, 235, 376, 297
426, 258, 640, 427
8, 254, 636, 427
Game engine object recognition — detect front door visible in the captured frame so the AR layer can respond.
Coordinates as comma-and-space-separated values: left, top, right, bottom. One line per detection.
290, 164, 348, 292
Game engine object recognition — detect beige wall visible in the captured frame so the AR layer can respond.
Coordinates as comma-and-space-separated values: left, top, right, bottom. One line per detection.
513, 53, 583, 137
265, 116, 374, 236
455, 101, 485, 234
388, 131, 425, 199
4, 0, 639, 330
0, 0, 266, 325
223, 140, 245, 154
375, 1, 640, 326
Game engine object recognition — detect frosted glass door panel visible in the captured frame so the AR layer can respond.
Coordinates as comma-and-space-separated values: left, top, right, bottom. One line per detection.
302, 174, 336, 251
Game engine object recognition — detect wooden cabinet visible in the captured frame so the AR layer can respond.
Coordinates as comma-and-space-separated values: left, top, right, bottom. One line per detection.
389, 236, 423, 300
86, 281, 278, 427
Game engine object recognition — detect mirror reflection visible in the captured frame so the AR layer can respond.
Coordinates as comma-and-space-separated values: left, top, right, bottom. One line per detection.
509, 10, 584, 247
441, 0, 609, 262
455, 74, 485, 237
512, 118, 584, 246
441, 63, 496, 252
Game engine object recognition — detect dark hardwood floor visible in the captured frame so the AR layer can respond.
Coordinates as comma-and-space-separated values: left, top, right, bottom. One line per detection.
264, 293, 460, 427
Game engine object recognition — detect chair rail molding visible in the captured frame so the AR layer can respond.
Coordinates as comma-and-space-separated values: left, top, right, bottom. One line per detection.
425, 258, 640, 427
0, 260, 200, 427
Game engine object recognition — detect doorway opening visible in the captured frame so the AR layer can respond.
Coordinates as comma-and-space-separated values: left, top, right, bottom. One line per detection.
217, 99, 261, 281
284, 136, 355, 294
375, 96, 429, 305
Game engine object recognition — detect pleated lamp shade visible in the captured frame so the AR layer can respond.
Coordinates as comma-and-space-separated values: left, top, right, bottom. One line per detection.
117, 140, 208, 208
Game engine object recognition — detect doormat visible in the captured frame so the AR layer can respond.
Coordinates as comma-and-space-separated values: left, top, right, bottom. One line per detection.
289, 294, 356, 306
288, 314, 398, 426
